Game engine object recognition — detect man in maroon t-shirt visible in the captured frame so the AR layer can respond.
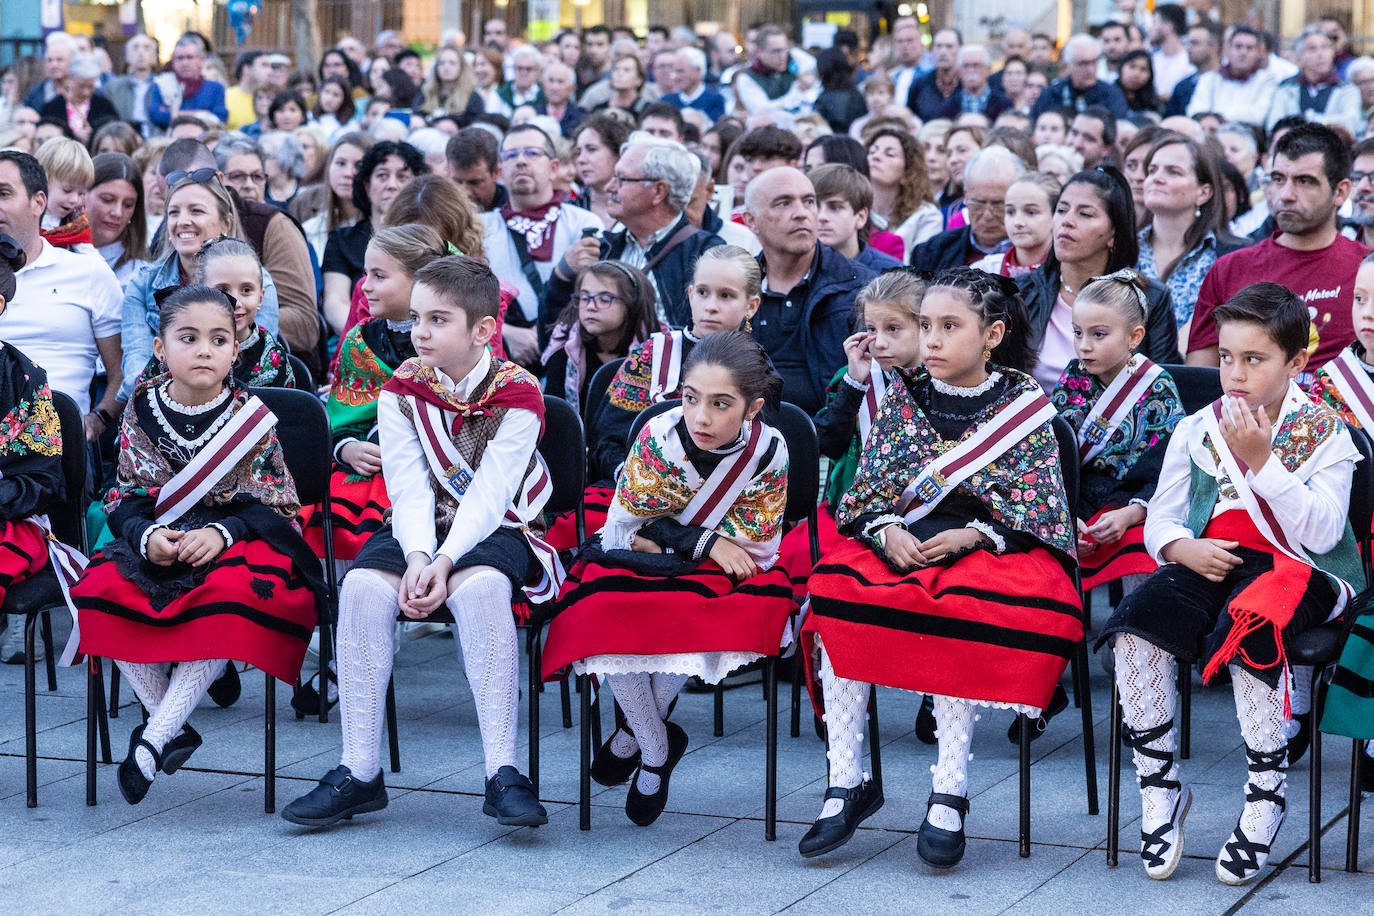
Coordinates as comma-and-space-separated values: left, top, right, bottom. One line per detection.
1187, 124, 1367, 380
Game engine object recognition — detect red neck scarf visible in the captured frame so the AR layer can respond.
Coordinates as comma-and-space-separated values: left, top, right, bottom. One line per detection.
501, 197, 563, 261
41, 211, 92, 249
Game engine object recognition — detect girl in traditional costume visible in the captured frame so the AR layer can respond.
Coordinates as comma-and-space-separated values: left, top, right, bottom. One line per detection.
799, 268, 1081, 868
71, 286, 322, 805
542, 332, 790, 826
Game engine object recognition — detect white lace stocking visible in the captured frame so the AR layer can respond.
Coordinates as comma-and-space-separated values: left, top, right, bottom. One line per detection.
818, 641, 869, 818
1231, 665, 1287, 841
607, 673, 687, 760
448, 567, 519, 779
337, 568, 399, 780
134, 658, 225, 779
115, 660, 169, 715
1288, 665, 1313, 717
1114, 632, 1180, 831
608, 673, 671, 793
929, 696, 974, 830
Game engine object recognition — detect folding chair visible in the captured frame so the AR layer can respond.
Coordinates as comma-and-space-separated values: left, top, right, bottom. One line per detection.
582, 357, 626, 430
286, 354, 316, 393
383, 395, 584, 794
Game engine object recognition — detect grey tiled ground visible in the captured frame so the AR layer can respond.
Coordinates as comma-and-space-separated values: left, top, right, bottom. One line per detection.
0, 596, 1370, 914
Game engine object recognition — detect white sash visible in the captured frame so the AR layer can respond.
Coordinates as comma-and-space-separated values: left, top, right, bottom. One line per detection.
648, 331, 684, 403
898, 387, 1058, 524
1077, 356, 1164, 464
1324, 348, 1374, 433
856, 362, 887, 447
39, 514, 90, 668
153, 397, 277, 526
408, 395, 565, 602
678, 417, 774, 532
1201, 393, 1353, 610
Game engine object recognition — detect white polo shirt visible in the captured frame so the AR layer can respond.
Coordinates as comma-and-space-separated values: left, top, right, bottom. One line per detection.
6, 240, 123, 414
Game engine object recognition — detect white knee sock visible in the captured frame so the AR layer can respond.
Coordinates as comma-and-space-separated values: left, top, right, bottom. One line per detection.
929, 696, 974, 831
818, 642, 869, 818
1114, 632, 1181, 832
115, 660, 169, 714
1231, 665, 1287, 842
134, 658, 225, 779
337, 568, 399, 780
608, 673, 670, 793
607, 672, 686, 760
449, 568, 519, 779
1288, 665, 1313, 719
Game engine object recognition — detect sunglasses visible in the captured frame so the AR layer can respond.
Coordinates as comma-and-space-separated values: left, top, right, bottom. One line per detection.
164, 167, 219, 187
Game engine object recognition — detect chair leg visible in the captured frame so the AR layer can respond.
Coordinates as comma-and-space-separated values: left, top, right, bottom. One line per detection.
866, 689, 882, 794
1076, 638, 1099, 815
1019, 712, 1032, 858
790, 652, 802, 739
764, 658, 777, 841
579, 675, 591, 831
1310, 668, 1324, 884
265, 674, 276, 814
385, 675, 400, 773
109, 664, 121, 718
86, 657, 98, 807
1348, 739, 1362, 873
713, 682, 724, 737
24, 616, 37, 807
93, 659, 111, 763
318, 619, 333, 725
1178, 662, 1191, 760
560, 678, 572, 729
40, 611, 56, 692
1107, 683, 1122, 866
527, 629, 540, 795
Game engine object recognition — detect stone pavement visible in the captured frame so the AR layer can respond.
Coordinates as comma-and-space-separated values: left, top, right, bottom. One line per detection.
0, 605, 1369, 915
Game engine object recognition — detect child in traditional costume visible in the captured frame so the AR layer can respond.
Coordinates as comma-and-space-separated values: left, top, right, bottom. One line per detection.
799, 269, 1081, 868
303, 225, 449, 561
1311, 253, 1374, 432
1100, 282, 1360, 885
283, 255, 560, 829
546, 246, 762, 551
541, 331, 790, 826
71, 286, 322, 805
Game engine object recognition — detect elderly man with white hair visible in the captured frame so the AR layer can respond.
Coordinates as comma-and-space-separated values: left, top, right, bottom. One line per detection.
940, 44, 1013, 121
547, 134, 724, 328
23, 31, 75, 109
534, 61, 586, 138
1030, 33, 1129, 120
911, 146, 1026, 270
663, 47, 727, 123
1265, 26, 1363, 134
497, 46, 546, 114
37, 52, 117, 144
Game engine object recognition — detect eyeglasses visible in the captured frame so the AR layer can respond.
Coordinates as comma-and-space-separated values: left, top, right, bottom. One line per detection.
499, 147, 551, 163
965, 197, 1005, 213
610, 172, 661, 185
1351, 171, 1374, 186
572, 292, 623, 309
225, 170, 266, 185
164, 167, 218, 186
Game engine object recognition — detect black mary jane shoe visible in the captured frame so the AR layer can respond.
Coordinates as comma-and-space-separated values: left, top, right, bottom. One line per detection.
798, 780, 885, 858
915, 695, 937, 745
483, 766, 548, 827
160, 724, 203, 775
207, 662, 241, 708
1285, 712, 1312, 766
625, 722, 688, 827
1008, 683, 1069, 745
290, 664, 339, 717
281, 765, 389, 828
590, 724, 641, 787
917, 792, 970, 869
118, 726, 161, 805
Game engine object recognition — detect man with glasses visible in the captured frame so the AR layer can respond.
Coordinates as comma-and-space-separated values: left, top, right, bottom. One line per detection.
1344, 139, 1374, 249
548, 135, 723, 329
497, 46, 546, 116
148, 33, 228, 129
1186, 25, 1275, 125
910, 146, 1024, 270
1031, 33, 1128, 120
939, 44, 1011, 121
481, 124, 602, 365
733, 24, 796, 115
1165, 19, 1221, 117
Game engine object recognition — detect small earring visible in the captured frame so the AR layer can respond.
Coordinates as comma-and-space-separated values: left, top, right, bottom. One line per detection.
745, 317, 754, 333
982, 346, 992, 363
1194, 206, 1202, 219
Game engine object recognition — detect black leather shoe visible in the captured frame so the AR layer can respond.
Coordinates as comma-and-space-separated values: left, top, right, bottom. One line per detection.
917, 792, 970, 868
625, 722, 688, 827
281, 765, 388, 827
160, 724, 203, 774
118, 725, 160, 805
915, 695, 937, 745
590, 724, 641, 787
1286, 712, 1312, 766
291, 664, 338, 717
798, 780, 884, 858
483, 766, 548, 827
207, 663, 241, 708
1008, 683, 1070, 744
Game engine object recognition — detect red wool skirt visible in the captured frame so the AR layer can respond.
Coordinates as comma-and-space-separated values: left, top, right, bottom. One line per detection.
1079, 507, 1156, 591
776, 504, 844, 604
541, 558, 795, 680
299, 468, 389, 561
0, 520, 50, 603
803, 537, 1083, 711
544, 484, 614, 552
72, 539, 318, 683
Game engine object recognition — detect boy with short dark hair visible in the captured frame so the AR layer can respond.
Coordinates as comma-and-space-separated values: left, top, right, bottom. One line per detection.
809, 163, 902, 271
284, 255, 562, 830
1101, 281, 1361, 886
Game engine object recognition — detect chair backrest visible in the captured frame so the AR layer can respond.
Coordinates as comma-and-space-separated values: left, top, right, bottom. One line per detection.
1163, 364, 1222, 416
287, 354, 315, 392
1051, 415, 1080, 512
249, 387, 332, 506
582, 356, 626, 429
627, 397, 679, 447
49, 391, 88, 551
539, 395, 586, 516
1347, 427, 1374, 583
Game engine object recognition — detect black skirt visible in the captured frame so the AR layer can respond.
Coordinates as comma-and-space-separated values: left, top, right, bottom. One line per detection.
351, 522, 537, 589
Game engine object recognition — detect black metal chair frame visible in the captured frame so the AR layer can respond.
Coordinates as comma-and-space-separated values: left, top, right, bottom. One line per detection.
286, 354, 316, 393
381, 395, 584, 795
581, 357, 626, 432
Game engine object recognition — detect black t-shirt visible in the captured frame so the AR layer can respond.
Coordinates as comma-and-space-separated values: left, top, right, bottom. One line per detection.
321, 219, 374, 286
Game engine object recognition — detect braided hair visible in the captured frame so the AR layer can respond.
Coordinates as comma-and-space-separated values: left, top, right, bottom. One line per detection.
927, 267, 1038, 375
